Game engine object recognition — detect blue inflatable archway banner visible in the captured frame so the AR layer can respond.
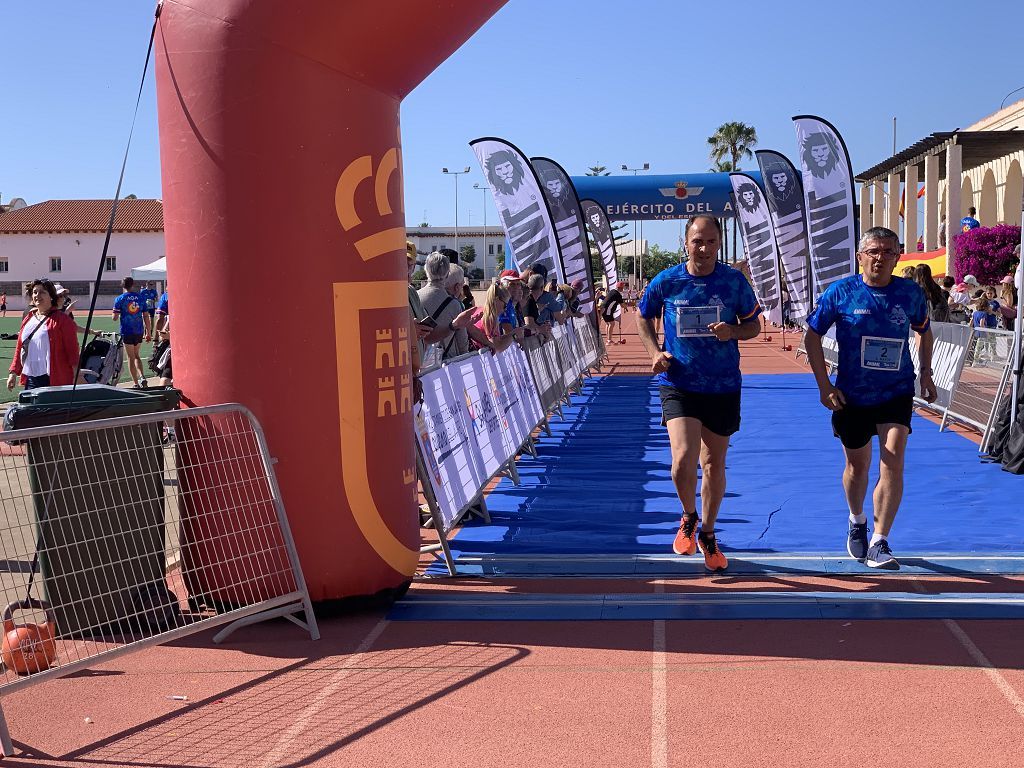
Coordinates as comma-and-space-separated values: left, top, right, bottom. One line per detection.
570, 172, 763, 221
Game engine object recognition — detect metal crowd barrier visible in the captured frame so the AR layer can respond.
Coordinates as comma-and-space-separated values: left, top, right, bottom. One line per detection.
414, 316, 604, 574
943, 327, 1016, 444
0, 404, 319, 754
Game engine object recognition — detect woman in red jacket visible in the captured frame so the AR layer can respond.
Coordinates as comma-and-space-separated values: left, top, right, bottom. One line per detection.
6, 279, 80, 391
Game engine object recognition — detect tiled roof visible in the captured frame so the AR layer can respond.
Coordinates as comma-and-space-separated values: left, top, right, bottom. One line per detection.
0, 199, 164, 233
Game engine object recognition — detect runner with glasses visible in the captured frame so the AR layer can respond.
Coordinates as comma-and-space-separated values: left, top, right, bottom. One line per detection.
803, 226, 937, 570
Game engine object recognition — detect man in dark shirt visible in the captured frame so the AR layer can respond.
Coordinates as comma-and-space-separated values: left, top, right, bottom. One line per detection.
601, 282, 625, 344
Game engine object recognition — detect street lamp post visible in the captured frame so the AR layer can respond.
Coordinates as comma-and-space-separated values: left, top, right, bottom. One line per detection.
442, 167, 471, 253
473, 183, 490, 280
621, 162, 650, 284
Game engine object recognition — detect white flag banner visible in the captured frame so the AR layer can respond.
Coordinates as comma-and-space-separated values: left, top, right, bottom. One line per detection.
729, 173, 783, 326
533, 157, 597, 313
581, 199, 622, 319
756, 149, 813, 325
413, 366, 484, 531
793, 115, 858, 299
471, 137, 565, 282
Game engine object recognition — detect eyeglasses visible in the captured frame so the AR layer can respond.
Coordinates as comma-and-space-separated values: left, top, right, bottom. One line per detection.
859, 248, 899, 259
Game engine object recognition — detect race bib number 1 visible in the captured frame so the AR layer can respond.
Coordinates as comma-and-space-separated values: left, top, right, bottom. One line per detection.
861, 336, 904, 371
676, 305, 721, 337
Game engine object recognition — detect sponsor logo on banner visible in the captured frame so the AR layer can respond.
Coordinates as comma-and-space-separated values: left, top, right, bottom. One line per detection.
756, 150, 812, 325
658, 181, 705, 199
472, 138, 565, 282
729, 173, 783, 325
793, 116, 857, 298
532, 157, 597, 313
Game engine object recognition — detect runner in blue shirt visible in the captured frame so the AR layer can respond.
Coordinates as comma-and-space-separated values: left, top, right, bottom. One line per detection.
112, 276, 152, 388
804, 226, 937, 570
139, 283, 159, 325
637, 215, 762, 572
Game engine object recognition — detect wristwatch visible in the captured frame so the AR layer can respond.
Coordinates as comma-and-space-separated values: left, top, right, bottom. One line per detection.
921, 367, 934, 376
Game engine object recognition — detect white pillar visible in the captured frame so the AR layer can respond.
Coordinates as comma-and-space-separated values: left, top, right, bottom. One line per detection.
859, 182, 871, 237
872, 181, 885, 227
903, 164, 918, 254
945, 143, 962, 276
924, 154, 939, 251
887, 172, 901, 233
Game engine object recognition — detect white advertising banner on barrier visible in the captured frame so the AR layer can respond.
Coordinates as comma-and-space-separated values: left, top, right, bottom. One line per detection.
573, 317, 598, 369
413, 367, 484, 531
446, 354, 506, 480
551, 324, 578, 388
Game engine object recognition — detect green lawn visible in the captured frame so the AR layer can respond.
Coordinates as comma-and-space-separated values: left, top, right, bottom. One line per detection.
0, 315, 157, 404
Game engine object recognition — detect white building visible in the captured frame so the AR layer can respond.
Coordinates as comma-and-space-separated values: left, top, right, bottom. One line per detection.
405, 225, 507, 280
0, 199, 165, 310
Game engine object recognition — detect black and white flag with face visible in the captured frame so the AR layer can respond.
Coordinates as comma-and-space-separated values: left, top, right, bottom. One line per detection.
729, 173, 783, 325
470, 137, 565, 282
580, 199, 621, 318
755, 150, 812, 325
531, 157, 596, 314
792, 115, 858, 299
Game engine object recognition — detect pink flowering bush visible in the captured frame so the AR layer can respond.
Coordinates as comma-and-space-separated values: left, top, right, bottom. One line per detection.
953, 224, 1021, 283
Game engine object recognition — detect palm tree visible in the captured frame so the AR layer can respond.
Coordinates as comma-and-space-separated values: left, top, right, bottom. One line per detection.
708, 122, 758, 261
707, 159, 735, 259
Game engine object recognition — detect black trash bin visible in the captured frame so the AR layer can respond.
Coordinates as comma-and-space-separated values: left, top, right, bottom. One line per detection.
5, 385, 180, 637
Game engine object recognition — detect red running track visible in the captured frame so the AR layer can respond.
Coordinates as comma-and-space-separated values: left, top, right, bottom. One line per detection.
7, 328, 1024, 767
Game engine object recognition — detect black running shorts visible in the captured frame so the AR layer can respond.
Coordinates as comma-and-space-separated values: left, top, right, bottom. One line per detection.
659, 385, 741, 436
830, 394, 914, 449
122, 333, 144, 346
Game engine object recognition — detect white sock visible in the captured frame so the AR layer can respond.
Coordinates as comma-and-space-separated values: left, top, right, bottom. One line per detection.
870, 532, 887, 546
849, 512, 867, 525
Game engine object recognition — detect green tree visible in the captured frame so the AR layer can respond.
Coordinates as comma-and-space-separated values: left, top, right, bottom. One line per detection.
708, 122, 758, 261
460, 244, 476, 265
645, 244, 681, 278
585, 165, 611, 176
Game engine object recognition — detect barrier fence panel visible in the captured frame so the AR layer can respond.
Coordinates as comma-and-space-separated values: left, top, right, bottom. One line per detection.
944, 327, 1016, 437
551, 325, 579, 391
573, 316, 599, 370
523, 336, 562, 415
0, 404, 319, 755
908, 321, 973, 412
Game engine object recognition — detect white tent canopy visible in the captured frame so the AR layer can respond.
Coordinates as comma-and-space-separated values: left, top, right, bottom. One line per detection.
131, 256, 166, 281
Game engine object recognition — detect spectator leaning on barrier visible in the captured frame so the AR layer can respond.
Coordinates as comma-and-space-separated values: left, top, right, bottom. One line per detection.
416, 252, 489, 362
475, 283, 523, 353
113, 276, 153, 389
999, 276, 1017, 331
525, 273, 562, 333
7, 278, 80, 392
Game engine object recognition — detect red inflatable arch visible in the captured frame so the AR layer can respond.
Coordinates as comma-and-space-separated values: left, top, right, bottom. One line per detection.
154, 0, 505, 601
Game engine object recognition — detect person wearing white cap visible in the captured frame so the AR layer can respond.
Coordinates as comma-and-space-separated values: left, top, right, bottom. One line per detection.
950, 275, 978, 307
54, 284, 101, 338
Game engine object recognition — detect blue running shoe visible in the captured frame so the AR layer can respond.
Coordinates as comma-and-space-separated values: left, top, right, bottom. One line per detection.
865, 539, 900, 570
847, 519, 868, 561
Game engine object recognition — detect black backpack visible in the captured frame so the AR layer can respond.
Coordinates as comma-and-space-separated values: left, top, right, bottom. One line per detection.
148, 339, 170, 373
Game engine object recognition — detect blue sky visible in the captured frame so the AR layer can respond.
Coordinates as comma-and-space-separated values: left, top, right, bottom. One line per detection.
3, 0, 1023, 248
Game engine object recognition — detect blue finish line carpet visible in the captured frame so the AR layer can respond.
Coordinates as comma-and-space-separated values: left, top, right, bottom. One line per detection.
430, 373, 1024, 575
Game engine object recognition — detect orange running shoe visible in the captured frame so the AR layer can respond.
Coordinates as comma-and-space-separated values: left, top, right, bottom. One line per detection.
672, 514, 699, 556
698, 531, 728, 572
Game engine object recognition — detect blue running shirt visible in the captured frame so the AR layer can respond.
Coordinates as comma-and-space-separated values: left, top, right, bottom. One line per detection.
638, 262, 761, 393
113, 291, 146, 336
806, 275, 930, 406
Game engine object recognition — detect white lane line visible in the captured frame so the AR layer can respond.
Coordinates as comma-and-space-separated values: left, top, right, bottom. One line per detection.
910, 580, 1024, 720
942, 618, 1024, 719
262, 616, 389, 767
652, 580, 667, 768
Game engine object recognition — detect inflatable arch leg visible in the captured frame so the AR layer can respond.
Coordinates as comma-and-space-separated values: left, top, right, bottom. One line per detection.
154, 0, 506, 601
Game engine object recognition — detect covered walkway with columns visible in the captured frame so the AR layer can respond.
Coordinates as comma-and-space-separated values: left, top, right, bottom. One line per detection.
856, 130, 1024, 276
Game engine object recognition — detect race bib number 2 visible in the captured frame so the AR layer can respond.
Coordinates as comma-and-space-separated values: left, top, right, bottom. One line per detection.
861, 336, 904, 371
675, 305, 721, 337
